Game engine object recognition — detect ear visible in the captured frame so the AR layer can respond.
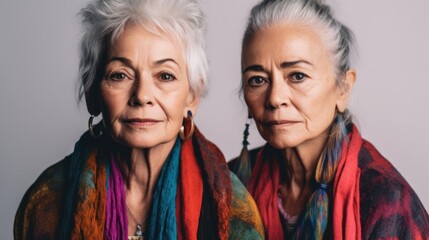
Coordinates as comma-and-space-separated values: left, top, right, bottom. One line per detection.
336, 69, 356, 113
184, 90, 200, 117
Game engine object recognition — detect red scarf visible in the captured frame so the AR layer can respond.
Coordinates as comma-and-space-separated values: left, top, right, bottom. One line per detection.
176, 126, 232, 240
248, 125, 362, 239
176, 133, 203, 240
331, 125, 362, 240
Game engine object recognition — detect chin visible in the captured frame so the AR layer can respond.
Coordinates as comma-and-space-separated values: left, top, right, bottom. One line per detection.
111, 132, 176, 149
263, 135, 303, 150
122, 140, 160, 149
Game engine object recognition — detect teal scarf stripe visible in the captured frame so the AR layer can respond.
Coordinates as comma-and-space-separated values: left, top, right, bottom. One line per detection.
59, 131, 95, 239
147, 138, 181, 239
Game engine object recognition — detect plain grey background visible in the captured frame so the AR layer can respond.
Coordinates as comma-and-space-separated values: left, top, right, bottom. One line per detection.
1, 0, 428, 238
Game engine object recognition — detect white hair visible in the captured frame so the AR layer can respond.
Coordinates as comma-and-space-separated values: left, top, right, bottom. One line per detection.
243, 0, 356, 87
78, 0, 208, 113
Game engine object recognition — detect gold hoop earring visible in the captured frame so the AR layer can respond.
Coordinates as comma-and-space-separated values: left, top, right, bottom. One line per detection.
179, 110, 194, 140
88, 115, 103, 138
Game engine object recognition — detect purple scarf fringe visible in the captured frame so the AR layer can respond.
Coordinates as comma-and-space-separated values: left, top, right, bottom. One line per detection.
105, 155, 128, 239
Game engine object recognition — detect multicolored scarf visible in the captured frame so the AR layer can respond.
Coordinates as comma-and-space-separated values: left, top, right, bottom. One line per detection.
247, 125, 362, 239
103, 139, 182, 239
14, 126, 266, 240
55, 126, 231, 240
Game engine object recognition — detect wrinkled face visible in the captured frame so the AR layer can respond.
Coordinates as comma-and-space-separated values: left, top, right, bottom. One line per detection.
242, 24, 343, 149
100, 24, 198, 149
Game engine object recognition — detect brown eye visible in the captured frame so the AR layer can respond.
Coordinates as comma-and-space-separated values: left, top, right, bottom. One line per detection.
159, 72, 176, 81
110, 72, 128, 81
290, 72, 308, 82
248, 76, 267, 86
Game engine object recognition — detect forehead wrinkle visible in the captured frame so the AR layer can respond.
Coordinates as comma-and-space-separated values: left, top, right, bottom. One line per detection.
106, 56, 134, 68
154, 58, 181, 70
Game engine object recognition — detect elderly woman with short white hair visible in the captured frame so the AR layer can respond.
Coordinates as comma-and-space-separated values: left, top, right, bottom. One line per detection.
14, 0, 264, 239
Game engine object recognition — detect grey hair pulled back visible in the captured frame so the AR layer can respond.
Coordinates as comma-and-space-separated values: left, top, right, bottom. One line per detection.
243, 0, 355, 84
239, 1, 356, 238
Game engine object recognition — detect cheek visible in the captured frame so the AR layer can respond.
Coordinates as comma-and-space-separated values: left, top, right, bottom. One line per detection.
100, 88, 129, 120
244, 91, 264, 116
166, 105, 184, 126
160, 91, 188, 123
302, 89, 338, 131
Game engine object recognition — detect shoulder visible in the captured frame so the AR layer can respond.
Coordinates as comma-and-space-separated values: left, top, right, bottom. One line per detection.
228, 147, 263, 173
229, 171, 265, 239
358, 140, 429, 239
358, 140, 410, 201
14, 156, 70, 239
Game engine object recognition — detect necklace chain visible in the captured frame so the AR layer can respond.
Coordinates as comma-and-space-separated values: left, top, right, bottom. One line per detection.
126, 204, 147, 237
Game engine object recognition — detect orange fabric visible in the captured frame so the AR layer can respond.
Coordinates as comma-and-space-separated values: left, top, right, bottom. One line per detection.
70, 150, 106, 239
332, 125, 362, 240
176, 137, 203, 240
13, 163, 65, 239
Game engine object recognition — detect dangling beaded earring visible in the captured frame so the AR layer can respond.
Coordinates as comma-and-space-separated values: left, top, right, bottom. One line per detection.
234, 113, 252, 186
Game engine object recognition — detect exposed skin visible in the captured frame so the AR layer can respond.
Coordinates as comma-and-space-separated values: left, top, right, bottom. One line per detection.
242, 24, 355, 216
99, 23, 199, 235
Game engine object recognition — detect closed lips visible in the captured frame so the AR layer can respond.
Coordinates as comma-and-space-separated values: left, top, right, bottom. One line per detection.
124, 118, 161, 123
123, 118, 162, 126
263, 120, 299, 126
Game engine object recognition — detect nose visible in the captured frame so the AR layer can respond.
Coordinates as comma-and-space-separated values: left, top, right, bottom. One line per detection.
265, 74, 290, 109
129, 74, 154, 107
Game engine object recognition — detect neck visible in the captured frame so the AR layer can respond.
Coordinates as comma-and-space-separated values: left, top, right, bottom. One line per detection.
282, 130, 328, 183
115, 138, 178, 235
278, 130, 329, 215
122, 139, 177, 189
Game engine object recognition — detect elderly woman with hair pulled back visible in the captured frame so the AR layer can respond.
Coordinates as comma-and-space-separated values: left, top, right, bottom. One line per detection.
229, 0, 429, 239
14, 0, 265, 239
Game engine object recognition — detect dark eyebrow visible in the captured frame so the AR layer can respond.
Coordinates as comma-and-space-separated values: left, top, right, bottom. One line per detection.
242, 60, 313, 74
280, 60, 313, 68
242, 65, 265, 74
154, 58, 181, 69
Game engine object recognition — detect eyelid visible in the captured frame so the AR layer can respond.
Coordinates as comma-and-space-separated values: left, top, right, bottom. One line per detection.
247, 75, 269, 87
107, 69, 134, 81
245, 69, 269, 79
288, 71, 309, 82
157, 71, 177, 81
